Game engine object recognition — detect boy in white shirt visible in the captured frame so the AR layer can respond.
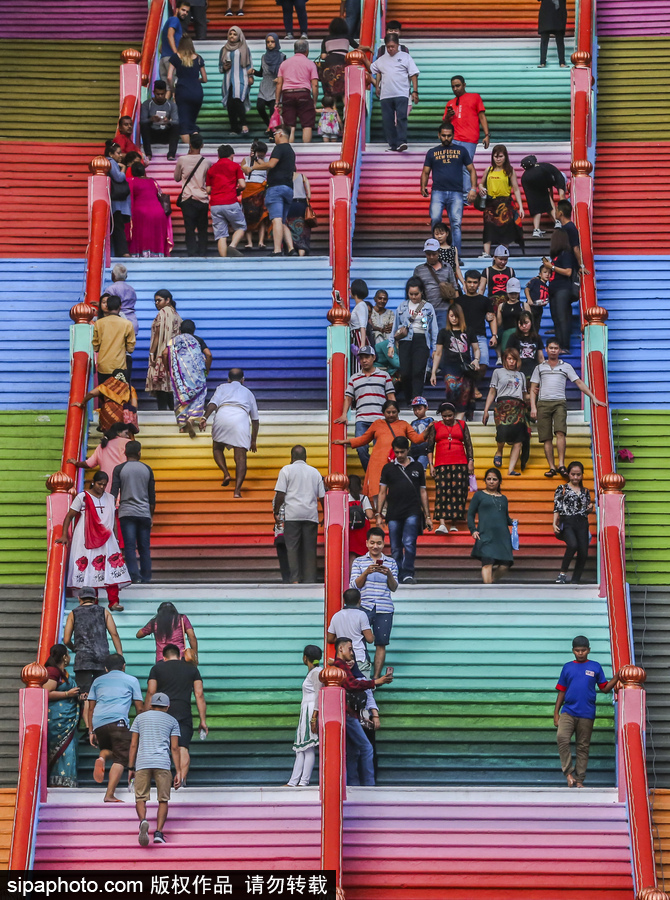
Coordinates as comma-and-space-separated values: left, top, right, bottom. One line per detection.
327, 588, 375, 675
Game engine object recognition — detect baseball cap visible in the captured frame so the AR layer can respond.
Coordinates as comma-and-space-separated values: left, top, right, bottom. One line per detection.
151, 692, 170, 708
79, 587, 97, 599
423, 238, 440, 252
520, 154, 537, 170
506, 277, 521, 293
493, 245, 509, 258
411, 396, 428, 407
358, 345, 376, 356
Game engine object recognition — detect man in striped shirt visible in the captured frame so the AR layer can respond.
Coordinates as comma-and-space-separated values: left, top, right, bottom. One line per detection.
129, 693, 182, 847
349, 527, 398, 678
335, 348, 396, 470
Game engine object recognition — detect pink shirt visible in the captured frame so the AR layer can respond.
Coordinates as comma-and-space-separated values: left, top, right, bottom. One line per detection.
279, 54, 318, 92
139, 614, 193, 662
85, 437, 130, 491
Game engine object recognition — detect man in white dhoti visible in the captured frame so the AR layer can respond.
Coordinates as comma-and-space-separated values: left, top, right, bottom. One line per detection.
201, 368, 260, 498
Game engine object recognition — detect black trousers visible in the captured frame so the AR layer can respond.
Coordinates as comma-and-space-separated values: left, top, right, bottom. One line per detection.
559, 515, 590, 582
140, 122, 180, 158
256, 97, 275, 126
111, 211, 129, 257
540, 30, 566, 65
274, 535, 291, 583
181, 197, 209, 256
398, 335, 430, 407
549, 287, 573, 352
155, 390, 174, 410
226, 88, 247, 132
189, 4, 207, 39
284, 520, 318, 583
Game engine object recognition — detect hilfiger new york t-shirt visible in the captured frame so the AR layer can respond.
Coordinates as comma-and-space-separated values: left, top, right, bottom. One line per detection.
556, 659, 608, 719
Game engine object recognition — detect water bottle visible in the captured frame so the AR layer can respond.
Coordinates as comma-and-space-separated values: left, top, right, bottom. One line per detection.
511, 519, 520, 551
199, 727, 207, 741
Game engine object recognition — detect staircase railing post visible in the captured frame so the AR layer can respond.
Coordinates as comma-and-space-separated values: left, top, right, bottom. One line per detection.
319, 664, 347, 898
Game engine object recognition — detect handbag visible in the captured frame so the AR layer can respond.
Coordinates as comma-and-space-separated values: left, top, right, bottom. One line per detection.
426, 261, 458, 301
110, 177, 130, 202
155, 181, 172, 216
304, 201, 318, 228
181, 616, 198, 666
176, 156, 205, 209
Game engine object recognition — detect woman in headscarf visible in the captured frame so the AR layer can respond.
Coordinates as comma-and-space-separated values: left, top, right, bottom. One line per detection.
146, 289, 182, 410
44, 644, 80, 787
67, 421, 140, 490
477, 145, 525, 257
162, 319, 212, 437
72, 370, 138, 433
57, 470, 131, 611
219, 25, 254, 136
256, 33, 285, 133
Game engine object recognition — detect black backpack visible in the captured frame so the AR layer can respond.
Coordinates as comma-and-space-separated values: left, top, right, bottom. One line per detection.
349, 501, 367, 531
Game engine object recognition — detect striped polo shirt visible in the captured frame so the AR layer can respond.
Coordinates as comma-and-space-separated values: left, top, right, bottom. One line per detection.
349, 553, 398, 614
130, 709, 181, 771
345, 369, 395, 424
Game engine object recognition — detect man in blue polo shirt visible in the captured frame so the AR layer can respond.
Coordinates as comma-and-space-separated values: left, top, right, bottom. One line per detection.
554, 635, 620, 787
420, 121, 478, 256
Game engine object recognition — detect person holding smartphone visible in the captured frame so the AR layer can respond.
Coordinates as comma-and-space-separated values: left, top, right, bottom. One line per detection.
349, 527, 398, 679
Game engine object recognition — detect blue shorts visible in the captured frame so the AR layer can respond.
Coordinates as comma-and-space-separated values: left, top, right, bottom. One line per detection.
265, 184, 294, 222
364, 607, 394, 647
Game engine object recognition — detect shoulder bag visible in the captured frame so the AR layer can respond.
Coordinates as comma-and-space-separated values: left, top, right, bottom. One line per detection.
181, 616, 199, 665
176, 156, 205, 209
155, 180, 172, 216
427, 262, 458, 302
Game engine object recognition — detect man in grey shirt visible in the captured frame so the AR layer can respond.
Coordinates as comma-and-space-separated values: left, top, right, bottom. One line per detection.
140, 80, 180, 161
413, 238, 458, 332
111, 441, 156, 584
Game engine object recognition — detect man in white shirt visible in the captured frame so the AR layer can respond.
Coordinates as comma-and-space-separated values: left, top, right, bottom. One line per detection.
530, 339, 605, 477
202, 368, 259, 498
273, 445, 325, 583
369, 33, 419, 153
327, 587, 375, 675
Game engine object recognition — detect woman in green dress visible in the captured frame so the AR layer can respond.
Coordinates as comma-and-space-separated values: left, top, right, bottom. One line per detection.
467, 467, 514, 584
44, 643, 80, 787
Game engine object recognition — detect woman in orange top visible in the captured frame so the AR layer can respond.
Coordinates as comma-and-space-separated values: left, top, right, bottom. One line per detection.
334, 399, 424, 510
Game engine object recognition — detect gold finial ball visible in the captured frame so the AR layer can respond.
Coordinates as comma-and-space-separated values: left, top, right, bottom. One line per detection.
326, 305, 351, 325
329, 160, 352, 177
70, 302, 97, 324
89, 156, 111, 176
345, 49, 366, 66
637, 889, 670, 900
319, 664, 347, 687
600, 473, 625, 494
121, 48, 141, 64
325, 473, 349, 491
21, 663, 48, 689
46, 471, 75, 494
571, 159, 593, 176
571, 50, 592, 67
620, 665, 647, 687
585, 306, 608, 325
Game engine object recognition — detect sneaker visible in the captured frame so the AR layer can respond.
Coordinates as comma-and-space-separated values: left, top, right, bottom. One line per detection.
138, 820, 150, 847
555, 573, 568, 584
153, 831, 167, 844
300, 32, 309, 38
532, 228, 546, 237
434, 524, 449, 535
237, 9, 244, 14
284, 33, 293, 39
396, 142, 408, 152
225, 8, 233, 14
402, 575, 416, 584
554, 219, 561, 227
385, 146, 398, 152
478, 252, 491, 259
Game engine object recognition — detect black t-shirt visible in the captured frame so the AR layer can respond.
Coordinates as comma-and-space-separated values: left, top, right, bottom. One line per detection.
499, 300, 524, 332
379, 460, 425, 520
549, 249, 574, 292
194, 335, 208, 352
267, 142, 296, 188
148, 659, 202, 722
437, 328, 477, 366
485, 265, 514, 297
458, 293, 492, 335
526, 276, 550, 306
507, 333, 544, 361
522, 162, 566, 193
561, 220, 580, 250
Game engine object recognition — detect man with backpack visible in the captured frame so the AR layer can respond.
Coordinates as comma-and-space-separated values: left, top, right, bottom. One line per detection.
377, 436, 432, 585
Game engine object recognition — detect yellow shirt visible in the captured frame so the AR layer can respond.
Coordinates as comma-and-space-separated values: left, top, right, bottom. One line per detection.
486, 168, 511, 199
92, 315, 136, 373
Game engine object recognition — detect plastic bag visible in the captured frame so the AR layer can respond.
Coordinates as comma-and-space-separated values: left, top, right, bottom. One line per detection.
268, 107, 282, 132
468, 474, 478, 493
511, 519, 520, 551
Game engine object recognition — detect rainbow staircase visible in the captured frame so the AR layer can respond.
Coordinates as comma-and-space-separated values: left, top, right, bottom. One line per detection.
387, 0, 575, 37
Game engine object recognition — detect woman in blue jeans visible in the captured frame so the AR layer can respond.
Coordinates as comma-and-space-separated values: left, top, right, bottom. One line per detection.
544, 228, 575, 352
390, 277, 438, 408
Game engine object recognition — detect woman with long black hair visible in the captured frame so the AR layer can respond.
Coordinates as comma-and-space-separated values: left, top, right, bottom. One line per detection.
553, 461, 593, 584
477, 144, 525, 257
467, 467, 515, 584
389, 277, 438, 408
544, 228, 574, 352
137, 601, 198, 662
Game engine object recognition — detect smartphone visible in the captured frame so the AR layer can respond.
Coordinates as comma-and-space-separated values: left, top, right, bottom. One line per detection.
385, 667, 394, 676
375, 559, 383, 566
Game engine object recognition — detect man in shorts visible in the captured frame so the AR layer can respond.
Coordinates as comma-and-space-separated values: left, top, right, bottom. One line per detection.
129, 692, 182, 846
349, 527, 398, 679
87, 653, 143, 803
146, 643, 207, 786
275, 39, 319, 143
530, 339, 604, 477
251, 125, 298, 255
205, 144, 246, 258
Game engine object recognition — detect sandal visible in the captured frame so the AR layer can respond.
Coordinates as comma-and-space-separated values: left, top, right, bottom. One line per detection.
108, 603, 124, 612
508, 471, 521, 476
557, 466, 569, 478
544, 469, 557, 478
493, 455, 503, 467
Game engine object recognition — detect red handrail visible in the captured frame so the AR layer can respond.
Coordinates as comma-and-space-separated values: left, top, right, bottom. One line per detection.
573, 0, 658, 894
140, 0, 167, 88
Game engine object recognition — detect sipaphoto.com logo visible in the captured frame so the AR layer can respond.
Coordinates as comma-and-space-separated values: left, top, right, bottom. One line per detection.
5, 877, 144, 897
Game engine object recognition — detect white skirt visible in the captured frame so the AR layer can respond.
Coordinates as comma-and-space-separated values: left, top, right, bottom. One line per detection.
212, 405, 252, 449
67, 519, 131, 590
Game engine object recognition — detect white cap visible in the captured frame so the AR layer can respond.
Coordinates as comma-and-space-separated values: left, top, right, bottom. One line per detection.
493, 245, 509, 257
423, 238, 440, 252
506, 277, 521, 293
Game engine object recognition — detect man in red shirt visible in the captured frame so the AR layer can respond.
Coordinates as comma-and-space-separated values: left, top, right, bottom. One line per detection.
205, 144, 247, 258
114, 116, 142, 157
443, 75, 490, 200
